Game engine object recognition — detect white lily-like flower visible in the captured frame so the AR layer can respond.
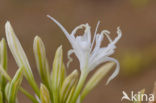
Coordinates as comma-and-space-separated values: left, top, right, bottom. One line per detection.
47, 15, 122, 84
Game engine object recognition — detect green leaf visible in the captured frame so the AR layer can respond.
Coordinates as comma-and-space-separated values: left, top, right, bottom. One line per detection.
8, 66, 24, 103
0, 89, 3, 103
33, 36, 50, 87
0, 65, 11, 81
81, 62, 115, 101
5, 82, 10, 102
60, 69, 78, 103
65, 84, 76, 103
0, 38, 7, 70
40, 84, 50, 103
0, 65, 38, 103
5, 21, 39, 96
51, 45, 66, 103
0, 38, 7, 100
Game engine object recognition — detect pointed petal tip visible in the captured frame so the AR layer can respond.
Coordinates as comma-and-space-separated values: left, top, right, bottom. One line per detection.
105, 79, 110, 85
46, 15, 71, 41
46, 15, 57, 23
106, 77, 113, 85
57, 45, 63, 52
105, 58, 120, 85
117, 26, 120, 29
117, 26, 122, 38
97, 20, 101, 26
5, 21, 11, 25
34, 36, 41, 46
1, 38, 5, 42
73, 69, 78, 75
5, 21, 11, 29
59, 45, 62, 48
117, 26, 122, 34
5, 21, 14, 38
34, 35, 41, 41
46, 14, 51, 18
47, 15, 61, 26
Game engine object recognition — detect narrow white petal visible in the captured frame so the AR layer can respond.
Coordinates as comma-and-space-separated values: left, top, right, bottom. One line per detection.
90, 21, 100, 51
47, 15, 73, 42
89, 56, 119, 84
47, 15, 86, 68
95, 34, 104, 48
89, 43, 115, 70
89, 34, 104, 63
105, 57, 120, 85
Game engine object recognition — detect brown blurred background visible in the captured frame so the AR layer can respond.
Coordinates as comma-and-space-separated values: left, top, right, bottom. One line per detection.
0, 0, 156, 103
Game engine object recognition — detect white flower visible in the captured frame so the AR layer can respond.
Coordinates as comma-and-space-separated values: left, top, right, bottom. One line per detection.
47, 15, 122, 84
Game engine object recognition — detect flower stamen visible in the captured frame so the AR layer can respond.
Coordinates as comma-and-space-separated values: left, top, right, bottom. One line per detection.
90, 21, 100, 52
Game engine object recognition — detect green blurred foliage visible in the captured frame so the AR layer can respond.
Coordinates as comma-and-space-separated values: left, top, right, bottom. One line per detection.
119, 46, 156, 76
131, 0, 149, 7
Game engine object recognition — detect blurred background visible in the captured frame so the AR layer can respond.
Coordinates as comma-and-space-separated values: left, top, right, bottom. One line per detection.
0, 0, 156, 103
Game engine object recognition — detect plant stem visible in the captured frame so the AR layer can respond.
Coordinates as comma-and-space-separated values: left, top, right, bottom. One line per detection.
71, 70, 88, 103
53, 89, 59, 103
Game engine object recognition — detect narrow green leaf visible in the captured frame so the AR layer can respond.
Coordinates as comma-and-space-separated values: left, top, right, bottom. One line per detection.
5, 83, 10, 102
65, 85, 76, 103
0, 38, 7, 101
0, 38, 7, 70
81, 62, 115, 101
0, 65, 11, 81
0, 89, 3, 103
0, 65, 37, 103
33, 36, 50, 87
40, 84, 50, 103
8, 66, 24, 103
51, 45, 65, 103
5, 21, 39, 96
60, 69, 78, 103
60, 63, 66, 86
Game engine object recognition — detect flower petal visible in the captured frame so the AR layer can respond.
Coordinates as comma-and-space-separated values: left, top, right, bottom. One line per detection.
89, 56, 119, 84
112, 27, 122, 44
47, 15, 73, 43
105, 57, 120, 85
